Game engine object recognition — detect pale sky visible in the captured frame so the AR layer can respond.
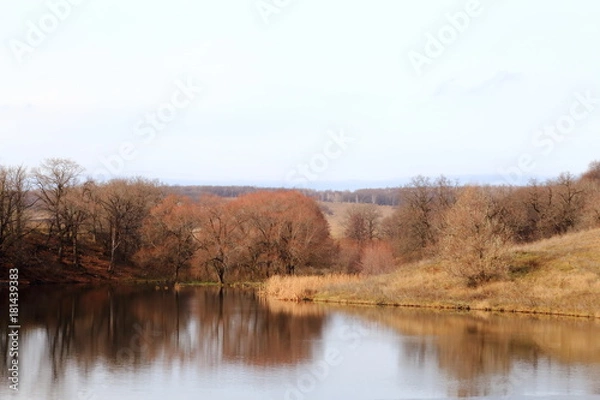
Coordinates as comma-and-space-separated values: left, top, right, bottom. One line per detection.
1, 0, 599, 189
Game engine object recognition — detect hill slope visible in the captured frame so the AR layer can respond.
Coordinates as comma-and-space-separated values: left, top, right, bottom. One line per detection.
265, 229, 600, 318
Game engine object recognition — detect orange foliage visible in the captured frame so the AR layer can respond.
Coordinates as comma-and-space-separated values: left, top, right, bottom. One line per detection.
136, 195, 200, 281
135, 190, 336, 283
193, 195, 242, 283
233, 190, 336, 277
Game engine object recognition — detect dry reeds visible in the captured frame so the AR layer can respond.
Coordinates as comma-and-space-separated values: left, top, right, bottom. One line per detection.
261, 274, 361, 301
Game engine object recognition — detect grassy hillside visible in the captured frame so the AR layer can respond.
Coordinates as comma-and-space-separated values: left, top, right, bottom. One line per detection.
263, 228, 600, 318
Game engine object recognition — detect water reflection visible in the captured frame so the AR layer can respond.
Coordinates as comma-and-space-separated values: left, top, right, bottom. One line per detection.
2, 286, 326, 368
1, 286, 599, 399
336, 307, 600, 398
0, 286, 327, 399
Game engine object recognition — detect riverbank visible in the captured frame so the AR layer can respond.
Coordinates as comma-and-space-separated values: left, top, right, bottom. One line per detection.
262, 229, 600, 319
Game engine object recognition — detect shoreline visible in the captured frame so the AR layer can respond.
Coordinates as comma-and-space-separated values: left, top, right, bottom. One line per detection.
261, 280, 600, 320
289, 296, 600, 320
1, 277, 597, 319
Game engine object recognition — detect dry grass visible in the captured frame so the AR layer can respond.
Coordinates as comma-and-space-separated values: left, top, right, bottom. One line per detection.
261, 274, 361, 301
263, 228, 600, 318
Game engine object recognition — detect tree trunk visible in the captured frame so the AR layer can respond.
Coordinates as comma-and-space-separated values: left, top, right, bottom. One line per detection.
286, 264, 295, 275
109, 231, 116, 273
73, 229, 79, 268
108, 226, 118, 273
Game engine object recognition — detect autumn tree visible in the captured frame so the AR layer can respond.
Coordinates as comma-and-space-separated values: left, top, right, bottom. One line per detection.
193, 195, 242, 284
234, 192, 283, 277
136, 195, 200, 281
439, 187, 513, 286
235, 191, 335, 277
270, 192, 334, 275
32, 158, 83, 260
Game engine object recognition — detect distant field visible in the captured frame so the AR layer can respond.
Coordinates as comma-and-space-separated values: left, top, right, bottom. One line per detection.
319, 202, 396, 239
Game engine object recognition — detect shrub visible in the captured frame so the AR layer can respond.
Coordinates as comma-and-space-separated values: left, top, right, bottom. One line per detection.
439, 187, 513, 286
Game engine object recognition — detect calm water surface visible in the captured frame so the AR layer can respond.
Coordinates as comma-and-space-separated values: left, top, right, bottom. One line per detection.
1, 286, 599, 399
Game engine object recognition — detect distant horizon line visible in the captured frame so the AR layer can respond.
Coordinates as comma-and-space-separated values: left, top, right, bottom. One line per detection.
156, 173, 555, 191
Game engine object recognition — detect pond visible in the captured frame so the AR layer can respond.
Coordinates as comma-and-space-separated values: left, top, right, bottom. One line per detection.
1, 286, 599, 399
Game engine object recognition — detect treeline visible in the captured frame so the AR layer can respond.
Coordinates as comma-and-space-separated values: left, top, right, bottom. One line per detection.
338, 162, 600, 285
167, 185, 400, 206
315, 188, 400, 205
2, 158, 599, 285
0, 159, 335, 283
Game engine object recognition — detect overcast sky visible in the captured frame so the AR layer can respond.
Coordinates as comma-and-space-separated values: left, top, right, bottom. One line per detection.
1, 0, 599, 189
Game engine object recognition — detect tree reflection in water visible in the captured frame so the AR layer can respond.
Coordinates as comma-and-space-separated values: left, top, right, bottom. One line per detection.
336, 306, 600, 398
1, 287, 599, 399
0, 285, 327, 388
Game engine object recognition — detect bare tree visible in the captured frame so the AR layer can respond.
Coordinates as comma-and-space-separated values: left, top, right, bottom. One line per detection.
342, 204, 382, 243
551, 172, 585, 234
384, 175, 457, 262
439, 187, 513, 286
61, 182, 93, 268
93, 178, 162, 272
0, 165, 32, 263
32, 158, 83, 260
580, 161, 600, 228
582, 160, 600, 183
582, 182, 600, 228
405, 176, 436, 250
520, 179, 554, 241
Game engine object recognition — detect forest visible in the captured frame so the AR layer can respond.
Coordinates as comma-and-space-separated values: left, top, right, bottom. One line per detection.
1, 158, 599, 286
